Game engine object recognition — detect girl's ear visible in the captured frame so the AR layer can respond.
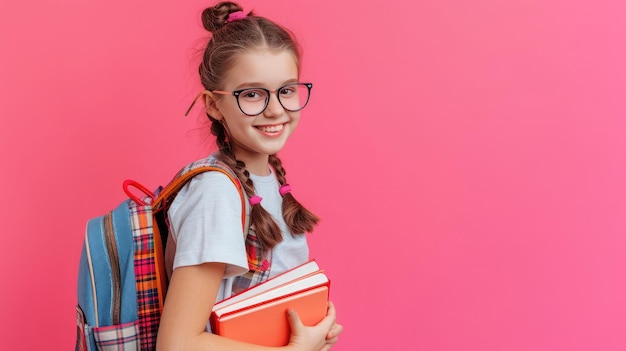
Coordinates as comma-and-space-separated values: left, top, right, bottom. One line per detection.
203, 91, 223, 120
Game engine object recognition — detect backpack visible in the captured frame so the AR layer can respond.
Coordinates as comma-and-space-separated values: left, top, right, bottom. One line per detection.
75, 157, 248, 351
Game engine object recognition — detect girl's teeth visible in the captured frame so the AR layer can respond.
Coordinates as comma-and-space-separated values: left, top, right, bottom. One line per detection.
259, 124, 283, 133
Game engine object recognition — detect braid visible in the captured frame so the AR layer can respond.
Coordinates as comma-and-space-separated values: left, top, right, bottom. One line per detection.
211, 116, 230, 155
211, 119, 283, 250
269, 154, 320, 235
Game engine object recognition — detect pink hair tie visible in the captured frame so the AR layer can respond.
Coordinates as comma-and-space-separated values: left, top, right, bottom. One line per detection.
225, 11, 247, 23
249, 195, 262, 206
279, 184, 292, 196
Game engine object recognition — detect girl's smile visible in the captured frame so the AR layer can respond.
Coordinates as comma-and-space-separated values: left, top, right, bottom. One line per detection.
255, 123, 286, 136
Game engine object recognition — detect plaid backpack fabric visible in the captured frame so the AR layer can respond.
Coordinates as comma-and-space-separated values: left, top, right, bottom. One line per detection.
76, 156, 270, 351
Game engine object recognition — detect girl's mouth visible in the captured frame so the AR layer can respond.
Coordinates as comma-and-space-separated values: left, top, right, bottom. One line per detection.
256, 123, 285, 134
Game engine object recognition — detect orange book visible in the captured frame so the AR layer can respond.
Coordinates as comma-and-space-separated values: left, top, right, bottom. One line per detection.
210, 260, 330, 346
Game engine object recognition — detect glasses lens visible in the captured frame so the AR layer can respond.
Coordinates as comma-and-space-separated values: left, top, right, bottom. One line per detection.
238, 88, 269, 115
278, 83, 311, 112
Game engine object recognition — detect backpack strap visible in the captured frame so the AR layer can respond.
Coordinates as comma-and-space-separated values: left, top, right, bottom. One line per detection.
153, 159, 247, 229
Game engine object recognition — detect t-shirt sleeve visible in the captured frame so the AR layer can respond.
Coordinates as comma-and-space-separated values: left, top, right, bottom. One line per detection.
167, 171, 249, 278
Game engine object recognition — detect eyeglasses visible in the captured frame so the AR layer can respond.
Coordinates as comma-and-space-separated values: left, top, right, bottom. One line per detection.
185, 82, 313, 117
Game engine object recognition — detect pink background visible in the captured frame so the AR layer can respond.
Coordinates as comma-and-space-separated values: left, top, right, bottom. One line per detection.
1, 0, 625, 350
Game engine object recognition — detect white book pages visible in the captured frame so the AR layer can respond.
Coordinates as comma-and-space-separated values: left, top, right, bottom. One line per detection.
214, 260, 321, 310
213, 272, 329, 317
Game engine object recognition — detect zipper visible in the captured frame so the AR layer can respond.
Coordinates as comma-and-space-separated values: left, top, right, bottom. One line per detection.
103, 212, 122, 325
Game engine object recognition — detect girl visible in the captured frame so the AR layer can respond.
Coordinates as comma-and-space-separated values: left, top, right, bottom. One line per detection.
156, 2, 343, 351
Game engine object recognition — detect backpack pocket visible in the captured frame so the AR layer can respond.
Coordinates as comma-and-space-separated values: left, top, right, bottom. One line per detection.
76, 305, 139, 351
92, 320, 140, 351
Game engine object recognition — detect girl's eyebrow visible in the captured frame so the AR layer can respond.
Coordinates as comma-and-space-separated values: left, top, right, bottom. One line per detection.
234, 78, 299, 90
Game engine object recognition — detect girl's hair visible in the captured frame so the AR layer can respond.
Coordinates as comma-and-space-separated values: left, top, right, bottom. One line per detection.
200, 1, 319, 250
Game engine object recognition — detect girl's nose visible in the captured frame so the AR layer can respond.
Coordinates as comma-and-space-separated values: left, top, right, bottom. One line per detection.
263, 93, 284, 118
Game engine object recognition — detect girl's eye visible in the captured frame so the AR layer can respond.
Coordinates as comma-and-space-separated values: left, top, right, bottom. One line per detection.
279, 87, 297, 97
241, 89, 266, 101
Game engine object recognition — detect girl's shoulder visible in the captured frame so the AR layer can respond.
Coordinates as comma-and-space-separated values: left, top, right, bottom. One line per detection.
174, 153, 236, 180
168, 166, 243, 220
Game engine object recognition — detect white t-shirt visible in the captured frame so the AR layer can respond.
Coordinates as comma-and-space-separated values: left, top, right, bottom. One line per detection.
164, 169, 309, 304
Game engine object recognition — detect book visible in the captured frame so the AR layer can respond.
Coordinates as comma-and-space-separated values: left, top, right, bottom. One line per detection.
210, 260, 330, 347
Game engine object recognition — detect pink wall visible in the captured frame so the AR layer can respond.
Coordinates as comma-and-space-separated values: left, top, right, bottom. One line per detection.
1, 0, 625, 350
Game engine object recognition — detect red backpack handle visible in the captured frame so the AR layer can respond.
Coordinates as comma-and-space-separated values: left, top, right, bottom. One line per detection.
123, 180, 156, 206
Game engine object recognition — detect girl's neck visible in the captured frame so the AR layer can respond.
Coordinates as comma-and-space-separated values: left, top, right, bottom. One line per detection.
232, 149, 271, 176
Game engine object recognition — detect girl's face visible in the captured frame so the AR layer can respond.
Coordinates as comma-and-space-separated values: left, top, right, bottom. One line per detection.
209, 50, 301, 170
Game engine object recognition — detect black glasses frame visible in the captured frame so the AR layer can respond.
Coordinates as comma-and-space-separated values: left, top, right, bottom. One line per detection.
212, 82, 313, 116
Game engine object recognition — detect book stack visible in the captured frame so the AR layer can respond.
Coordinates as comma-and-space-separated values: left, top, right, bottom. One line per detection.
210, 260, 330, 346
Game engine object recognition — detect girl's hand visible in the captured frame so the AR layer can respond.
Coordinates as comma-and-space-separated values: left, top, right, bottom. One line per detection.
286, 301, 340, 351
324, 303, 343, 349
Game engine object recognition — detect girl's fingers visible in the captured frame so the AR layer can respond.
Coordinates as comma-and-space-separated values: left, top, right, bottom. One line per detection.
326, 323, 343, 340
287, 308, 304, 331
326, 301, 336, 317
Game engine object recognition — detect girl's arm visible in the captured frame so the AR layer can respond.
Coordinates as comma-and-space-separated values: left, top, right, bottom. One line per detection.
156, 262, 337, 351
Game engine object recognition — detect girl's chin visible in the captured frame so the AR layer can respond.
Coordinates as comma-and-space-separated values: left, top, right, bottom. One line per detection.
233, 143, 288, 160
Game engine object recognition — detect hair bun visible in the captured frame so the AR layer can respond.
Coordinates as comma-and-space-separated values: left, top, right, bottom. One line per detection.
201, 1, 244, 32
